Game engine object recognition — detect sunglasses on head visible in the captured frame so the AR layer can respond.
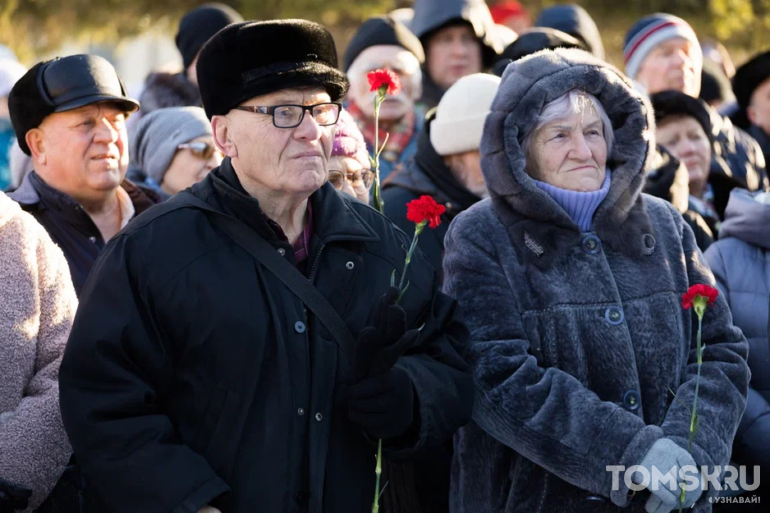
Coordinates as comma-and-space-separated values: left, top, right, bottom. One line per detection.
177, 142, 222, 160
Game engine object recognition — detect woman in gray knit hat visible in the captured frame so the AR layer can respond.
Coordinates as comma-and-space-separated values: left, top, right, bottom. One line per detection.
128, 106, 222, 197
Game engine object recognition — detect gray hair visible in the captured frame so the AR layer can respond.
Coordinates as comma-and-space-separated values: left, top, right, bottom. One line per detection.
522, 89, 614, 170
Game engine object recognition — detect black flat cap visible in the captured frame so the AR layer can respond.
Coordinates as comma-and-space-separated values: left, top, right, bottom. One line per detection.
343, 16, 425, 72
9, 54, 139, 155
196, 19, 349, 119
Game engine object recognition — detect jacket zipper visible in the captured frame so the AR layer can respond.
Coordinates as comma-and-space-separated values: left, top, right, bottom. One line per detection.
308, 243, 326, 281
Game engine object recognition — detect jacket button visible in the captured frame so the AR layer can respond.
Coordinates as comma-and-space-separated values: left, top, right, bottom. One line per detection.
277, 248, 286, 256
297, 408, 305, 416
582, 235, 602, 255
345, 261, 355, 270
295, 490, 309, 504
295, 321, 306, 333
623, 390, 641, 411
315, 412, 323, 422
605, 306, 624, 326
89, 236, 96, 243
642, 234, 656, 255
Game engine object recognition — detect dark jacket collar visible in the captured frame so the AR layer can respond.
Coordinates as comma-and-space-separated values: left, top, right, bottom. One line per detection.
199, 157, 380, 245
10, 170, 159, 216
384, 115, 482, 220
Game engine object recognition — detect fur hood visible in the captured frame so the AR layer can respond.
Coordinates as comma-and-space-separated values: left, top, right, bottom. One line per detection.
482, 48, 657, 268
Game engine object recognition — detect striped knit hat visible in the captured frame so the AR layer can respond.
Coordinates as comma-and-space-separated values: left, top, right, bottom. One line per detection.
624, 13, 701, 82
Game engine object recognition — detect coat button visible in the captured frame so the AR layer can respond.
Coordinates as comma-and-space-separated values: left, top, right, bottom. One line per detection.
345, 261, 355, 270
89, 236, 96, 243
315, 413, 323, 422
295, 491, 309, 504
642, 234, 656, 256
277, 248, 286, 256
294, 321, 306, 333
582, 235, 602, 255
605, 306, 624, 325
297, 408, 305, 416
623, 390, 641, 411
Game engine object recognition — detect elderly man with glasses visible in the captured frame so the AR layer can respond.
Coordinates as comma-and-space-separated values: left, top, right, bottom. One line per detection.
58, 19, 473, 513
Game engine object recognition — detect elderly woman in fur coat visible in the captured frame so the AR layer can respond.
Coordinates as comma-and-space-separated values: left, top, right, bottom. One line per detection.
443, 49, 750, 513
0, 191, 76, 511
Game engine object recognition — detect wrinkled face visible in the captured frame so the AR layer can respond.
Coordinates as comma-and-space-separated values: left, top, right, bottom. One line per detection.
426, 24, 483, 90
213, 87, 336, 198
347, 45, 422, 121
656, 115, 711, 197
529, 107, 608, 192
748, 77, 770, 135
636, 38, 702, 97
29, 102, 129, 200
161, 135, 222, 195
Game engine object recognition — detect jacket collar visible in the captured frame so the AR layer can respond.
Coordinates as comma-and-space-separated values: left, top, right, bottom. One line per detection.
203, 157, 379, 245
10, 170, 159, 215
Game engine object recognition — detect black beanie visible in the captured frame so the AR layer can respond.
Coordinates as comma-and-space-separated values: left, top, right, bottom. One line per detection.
650, 90, 714, 144
493, 28, 585, 77
700, 59, 734, 106
196, 19, 349, 119
176, 3, 244, 71
343, 16, 424, 72
733, 49, 770, 127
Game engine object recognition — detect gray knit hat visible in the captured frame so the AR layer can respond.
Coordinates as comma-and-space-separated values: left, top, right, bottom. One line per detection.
129, 106, 212, 185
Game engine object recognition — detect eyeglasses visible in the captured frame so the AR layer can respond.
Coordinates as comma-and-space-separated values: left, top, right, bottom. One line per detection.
328, 168, 375, 193
234, 102, 342, 128
177, 142, 223, 160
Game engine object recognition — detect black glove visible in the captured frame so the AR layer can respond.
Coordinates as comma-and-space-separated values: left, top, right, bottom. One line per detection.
0, 477, 32, 513
351, 287, 420, 382
348, 365, 415, 440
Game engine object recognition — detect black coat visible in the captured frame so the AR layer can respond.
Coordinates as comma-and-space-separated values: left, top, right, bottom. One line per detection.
58, 159, 473, 513
382, 117, 482, 274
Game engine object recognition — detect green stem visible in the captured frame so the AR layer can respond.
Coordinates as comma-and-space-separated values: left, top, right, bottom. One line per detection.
397, 223, 423, 294
679, 315, 704, 513
372, 438, 383, 513
372, 95, 385, 214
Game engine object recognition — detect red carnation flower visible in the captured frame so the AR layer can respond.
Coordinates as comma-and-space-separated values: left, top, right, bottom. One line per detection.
406, 195, 446, 229
682, 284, 719, 310
367, 69, 402, 96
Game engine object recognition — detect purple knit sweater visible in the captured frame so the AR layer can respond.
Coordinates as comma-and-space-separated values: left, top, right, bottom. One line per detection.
533, 171, 611, 232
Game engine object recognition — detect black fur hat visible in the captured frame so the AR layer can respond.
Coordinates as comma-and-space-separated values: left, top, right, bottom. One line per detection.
650, 90, 715, 146
196, 19, 349, 119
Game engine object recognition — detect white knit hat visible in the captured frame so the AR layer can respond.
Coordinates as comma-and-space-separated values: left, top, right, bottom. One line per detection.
431, 73, 501, 156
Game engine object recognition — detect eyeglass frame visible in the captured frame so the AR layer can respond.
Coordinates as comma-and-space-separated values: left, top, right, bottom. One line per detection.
328, 168, 376, 192
176, 141, 223, 160
233, 102, 343, 128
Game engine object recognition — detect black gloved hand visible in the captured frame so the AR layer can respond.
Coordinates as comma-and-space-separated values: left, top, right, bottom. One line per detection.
0, 477, 32, 513
348, 365, 415, 440
351, 287, 419, 382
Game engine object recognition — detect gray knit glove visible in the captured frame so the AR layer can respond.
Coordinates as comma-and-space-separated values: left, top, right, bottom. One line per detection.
632, 438, 703, 513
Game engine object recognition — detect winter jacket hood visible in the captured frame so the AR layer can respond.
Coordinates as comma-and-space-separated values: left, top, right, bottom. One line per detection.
719, 188, 770, 249
410, 0, 503, 65
483, 48, 655, 266
534, 5, 605, 60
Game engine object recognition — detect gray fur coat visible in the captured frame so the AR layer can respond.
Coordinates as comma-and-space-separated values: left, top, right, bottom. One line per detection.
443, 49, 750, 513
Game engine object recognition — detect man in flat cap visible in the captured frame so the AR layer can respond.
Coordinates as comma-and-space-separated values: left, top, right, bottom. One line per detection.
7, 54, 160, 295
59, 19, 472, 513
343, 16, 425, 182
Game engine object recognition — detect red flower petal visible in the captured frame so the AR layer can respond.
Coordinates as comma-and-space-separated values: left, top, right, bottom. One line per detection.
682, 284, 719, 310
406, 195, 446, 228
367, 69, 402, 95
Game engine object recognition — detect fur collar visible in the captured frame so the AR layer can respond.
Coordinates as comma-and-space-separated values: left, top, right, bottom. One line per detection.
482, 48, 657, 269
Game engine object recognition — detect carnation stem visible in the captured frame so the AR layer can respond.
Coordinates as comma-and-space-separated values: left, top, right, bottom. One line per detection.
679, 314, 704, 513
372, 438, 383, 513
397, 222, 424, 295
372, 94, 385, 214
